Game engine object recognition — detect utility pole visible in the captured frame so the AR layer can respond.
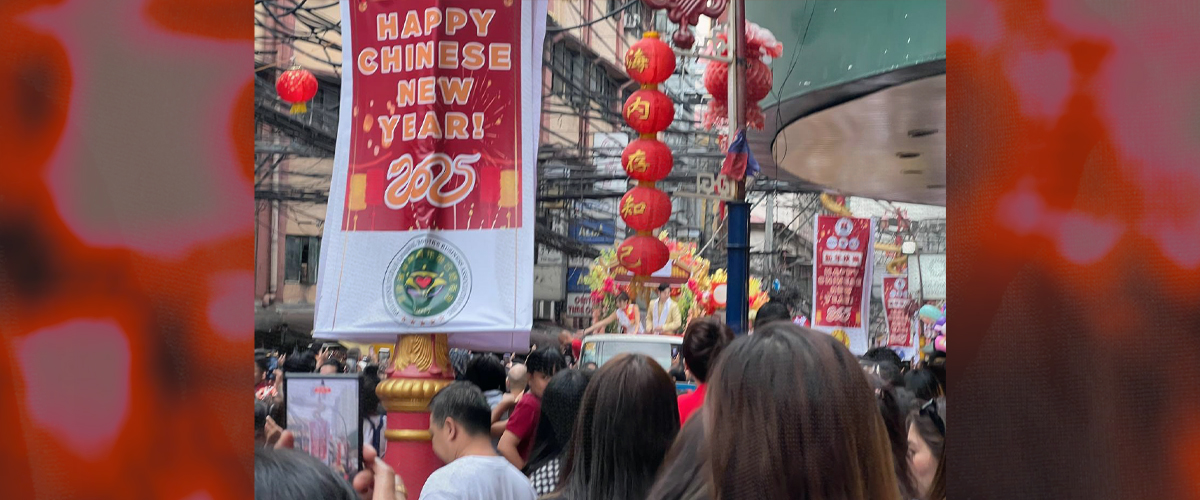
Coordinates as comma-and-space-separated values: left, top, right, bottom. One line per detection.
725, 0, 751, 334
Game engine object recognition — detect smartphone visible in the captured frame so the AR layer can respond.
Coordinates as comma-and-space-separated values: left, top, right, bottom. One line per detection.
285, 374, 363, 481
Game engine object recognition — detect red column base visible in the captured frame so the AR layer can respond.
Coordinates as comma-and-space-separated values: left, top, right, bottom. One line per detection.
376, 334, 455, 499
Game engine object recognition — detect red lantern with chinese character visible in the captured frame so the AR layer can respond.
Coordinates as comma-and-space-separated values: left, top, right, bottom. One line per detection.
276, 66, 318, 114
620, 186, 672, 231
625, 32, 676, 85
621, 138, 673, 182
623, 89, 674, 134
617, 235, 670, 276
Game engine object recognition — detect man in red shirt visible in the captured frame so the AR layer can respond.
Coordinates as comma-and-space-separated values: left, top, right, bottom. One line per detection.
677, 319, 735, 425
498, 347, 565, 469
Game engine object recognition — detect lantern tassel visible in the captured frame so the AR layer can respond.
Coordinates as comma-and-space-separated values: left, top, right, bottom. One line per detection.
290, 102, 308, 114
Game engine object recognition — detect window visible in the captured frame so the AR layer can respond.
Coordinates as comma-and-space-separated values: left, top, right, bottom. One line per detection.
285, 236, 321, 285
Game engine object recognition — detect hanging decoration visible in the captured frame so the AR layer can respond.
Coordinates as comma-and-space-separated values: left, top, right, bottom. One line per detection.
275, 65, 318, 114
617, 31, 677, 287
701, 22, 783, 131
642, 0, 729, 50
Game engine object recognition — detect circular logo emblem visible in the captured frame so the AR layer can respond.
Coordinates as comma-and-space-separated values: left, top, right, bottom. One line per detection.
834, 217, 854, 237
848, 237, 860, 250
838, 237, 850, 249
825, 236, 838, 249
383, 236, 472, 327
831, 329, 851, 348
895, 279, 907, 291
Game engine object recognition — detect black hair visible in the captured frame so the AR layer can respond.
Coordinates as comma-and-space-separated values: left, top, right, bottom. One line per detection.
863, 347, 903, 367
617, 292, 631, 302
428, 381, 492, 436
680, 318, 735, 383
464, 353, 507, 393
753, 301, 791, 328
905, 368, 943, 401
254, 447, 357, 500
525, 347, 566, 378
319, 360, 343, 373
255, 398, 270, 443
360, 373, 382, 417
284, 353, 317, 373
525, 369, 593, 474
658, 283, 670, 292
860, 359, 904, 390
255, 356, 269, 374
669, 366, 688, 382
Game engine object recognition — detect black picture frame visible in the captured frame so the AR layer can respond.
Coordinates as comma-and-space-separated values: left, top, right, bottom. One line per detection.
284, 373, 363, 480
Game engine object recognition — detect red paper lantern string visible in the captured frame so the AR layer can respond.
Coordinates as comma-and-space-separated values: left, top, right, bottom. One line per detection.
621, 137, 673, 182
625, 32, 676, 85
623, 88, 675, 135
620, 185, 672, 231
617, 235, 670, 276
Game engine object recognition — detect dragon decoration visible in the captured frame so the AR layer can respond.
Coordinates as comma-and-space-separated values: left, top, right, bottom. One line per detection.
581, 232, 769, 333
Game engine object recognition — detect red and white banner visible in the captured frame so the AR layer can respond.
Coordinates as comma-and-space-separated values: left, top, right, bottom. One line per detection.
882, 275, 913, 348
811, 215, 875, 355
314, 0, 546, 351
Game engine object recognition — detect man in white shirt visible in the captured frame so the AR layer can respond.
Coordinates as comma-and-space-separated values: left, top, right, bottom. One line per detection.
645, 283, 682, 335
421, 382, 536, 500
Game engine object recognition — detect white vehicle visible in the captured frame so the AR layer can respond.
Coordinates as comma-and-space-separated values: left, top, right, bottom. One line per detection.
577, 333, 683, 374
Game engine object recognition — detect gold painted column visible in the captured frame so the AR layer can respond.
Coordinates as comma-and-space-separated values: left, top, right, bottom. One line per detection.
376, 334, 454, 500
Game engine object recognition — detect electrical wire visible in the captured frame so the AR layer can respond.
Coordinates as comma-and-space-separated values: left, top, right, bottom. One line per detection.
547, 0, 640, 33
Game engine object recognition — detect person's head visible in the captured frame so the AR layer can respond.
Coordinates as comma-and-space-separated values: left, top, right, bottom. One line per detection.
463, 353, 507, 393
360, 373, 382, 417
658, 283, 671, 300
908, 397, 946, 500
861, 359, 904, 392
284, 353, 317, 374
557, 353, 680, 500
863, 346, 903, 367
583, 361, 597, 370
680, 318, 735, 384
525, 368, 593, 473
524, 347, 566, 398
507, 363, 528, 394
347, 347, 361, 362
255, 398, 270, 445
318, 361, 342, 375
256, 356, 269, 385
646, 411, 710, 500
705, 322, 899, 500
616, 292, 631, 307
753, 301, 791, 328
865, 371, 918, 499
428, 382, 493, 464
905, 368, 943, 401
254, 447, 357, 500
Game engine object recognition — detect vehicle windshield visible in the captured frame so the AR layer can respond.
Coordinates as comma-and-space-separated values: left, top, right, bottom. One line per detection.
581, 340, 674, 372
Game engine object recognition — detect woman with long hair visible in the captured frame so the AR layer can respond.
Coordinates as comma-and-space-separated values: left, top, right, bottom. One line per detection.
864, 368, 919, 499
526, 368, 592, 495
704, 322, 901, 500
545, 353, 680, 500
909, 397, 946, 500
581, 292, 642, 335
645, 411, 711, 500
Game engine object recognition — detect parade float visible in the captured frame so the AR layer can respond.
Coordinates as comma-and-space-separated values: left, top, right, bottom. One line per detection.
580, 232, 769, 334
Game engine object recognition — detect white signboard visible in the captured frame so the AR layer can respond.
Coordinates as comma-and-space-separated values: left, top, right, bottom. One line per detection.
565, 293, 592, 318
533, 265, 565, 301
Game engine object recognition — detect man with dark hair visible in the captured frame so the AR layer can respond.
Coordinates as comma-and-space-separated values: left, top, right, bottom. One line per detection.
463, 353, 507, 411
423, 382, 535, 500
318, 360, 343, 375
677, 318, 735, 424
497, 348, 564, 469
645, 283, 682, 335
753, 301, 792, 329
862, 347, 906, 388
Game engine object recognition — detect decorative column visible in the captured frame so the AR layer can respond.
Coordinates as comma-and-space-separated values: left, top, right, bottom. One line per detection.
376, 333, 455, 499
618, 32, 678, 299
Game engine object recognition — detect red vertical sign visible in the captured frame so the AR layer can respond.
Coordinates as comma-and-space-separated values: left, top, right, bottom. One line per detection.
812, 215, 872, 328
883, 275, 913, 348
341, 2, 522, 231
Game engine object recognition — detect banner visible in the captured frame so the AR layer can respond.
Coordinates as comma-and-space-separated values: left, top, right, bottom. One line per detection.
882, 275, 913, 348
811, 215, 875, 355
314, 0, 547, 352
564, 293, 591, 318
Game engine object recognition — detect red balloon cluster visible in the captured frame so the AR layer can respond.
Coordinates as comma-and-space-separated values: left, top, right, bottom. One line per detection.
701, 23, 783, 131
276, 66, 318, 114
617, 32, 678, 278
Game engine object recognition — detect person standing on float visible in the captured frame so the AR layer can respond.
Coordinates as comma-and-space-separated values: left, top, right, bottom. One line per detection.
581, 292, 642, 335
645, 283, 682, 335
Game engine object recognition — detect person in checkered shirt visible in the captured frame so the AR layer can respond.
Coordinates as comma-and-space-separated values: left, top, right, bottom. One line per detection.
524, 368, 592, 496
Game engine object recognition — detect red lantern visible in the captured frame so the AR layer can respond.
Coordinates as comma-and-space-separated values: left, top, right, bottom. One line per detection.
620, 186, 672, 231
746, 58, 773, 102
617, 235, 670, 276
623, 89, 674, 134
276, 67, 318, 114
621, 139, 673, 182
625, 33, 676, 85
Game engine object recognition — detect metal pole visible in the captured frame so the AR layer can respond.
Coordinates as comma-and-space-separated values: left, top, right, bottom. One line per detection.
725, 0, 751, 334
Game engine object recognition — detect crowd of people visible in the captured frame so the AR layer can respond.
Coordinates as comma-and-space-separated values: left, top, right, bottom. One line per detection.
254, 302, 947, 500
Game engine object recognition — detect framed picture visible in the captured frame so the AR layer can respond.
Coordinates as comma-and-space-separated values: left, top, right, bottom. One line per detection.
285, 374, 362, 481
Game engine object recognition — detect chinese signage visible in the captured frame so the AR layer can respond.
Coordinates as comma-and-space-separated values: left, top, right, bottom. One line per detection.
811, 215, 875, 355
314, 1, 547, 353
882, 275, 913, 348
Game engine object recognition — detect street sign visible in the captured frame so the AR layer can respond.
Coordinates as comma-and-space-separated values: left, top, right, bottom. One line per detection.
565, 293, 592, 318
675, 173, 737, 201
566, 267, 590, 293
569, 220, 617, 245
